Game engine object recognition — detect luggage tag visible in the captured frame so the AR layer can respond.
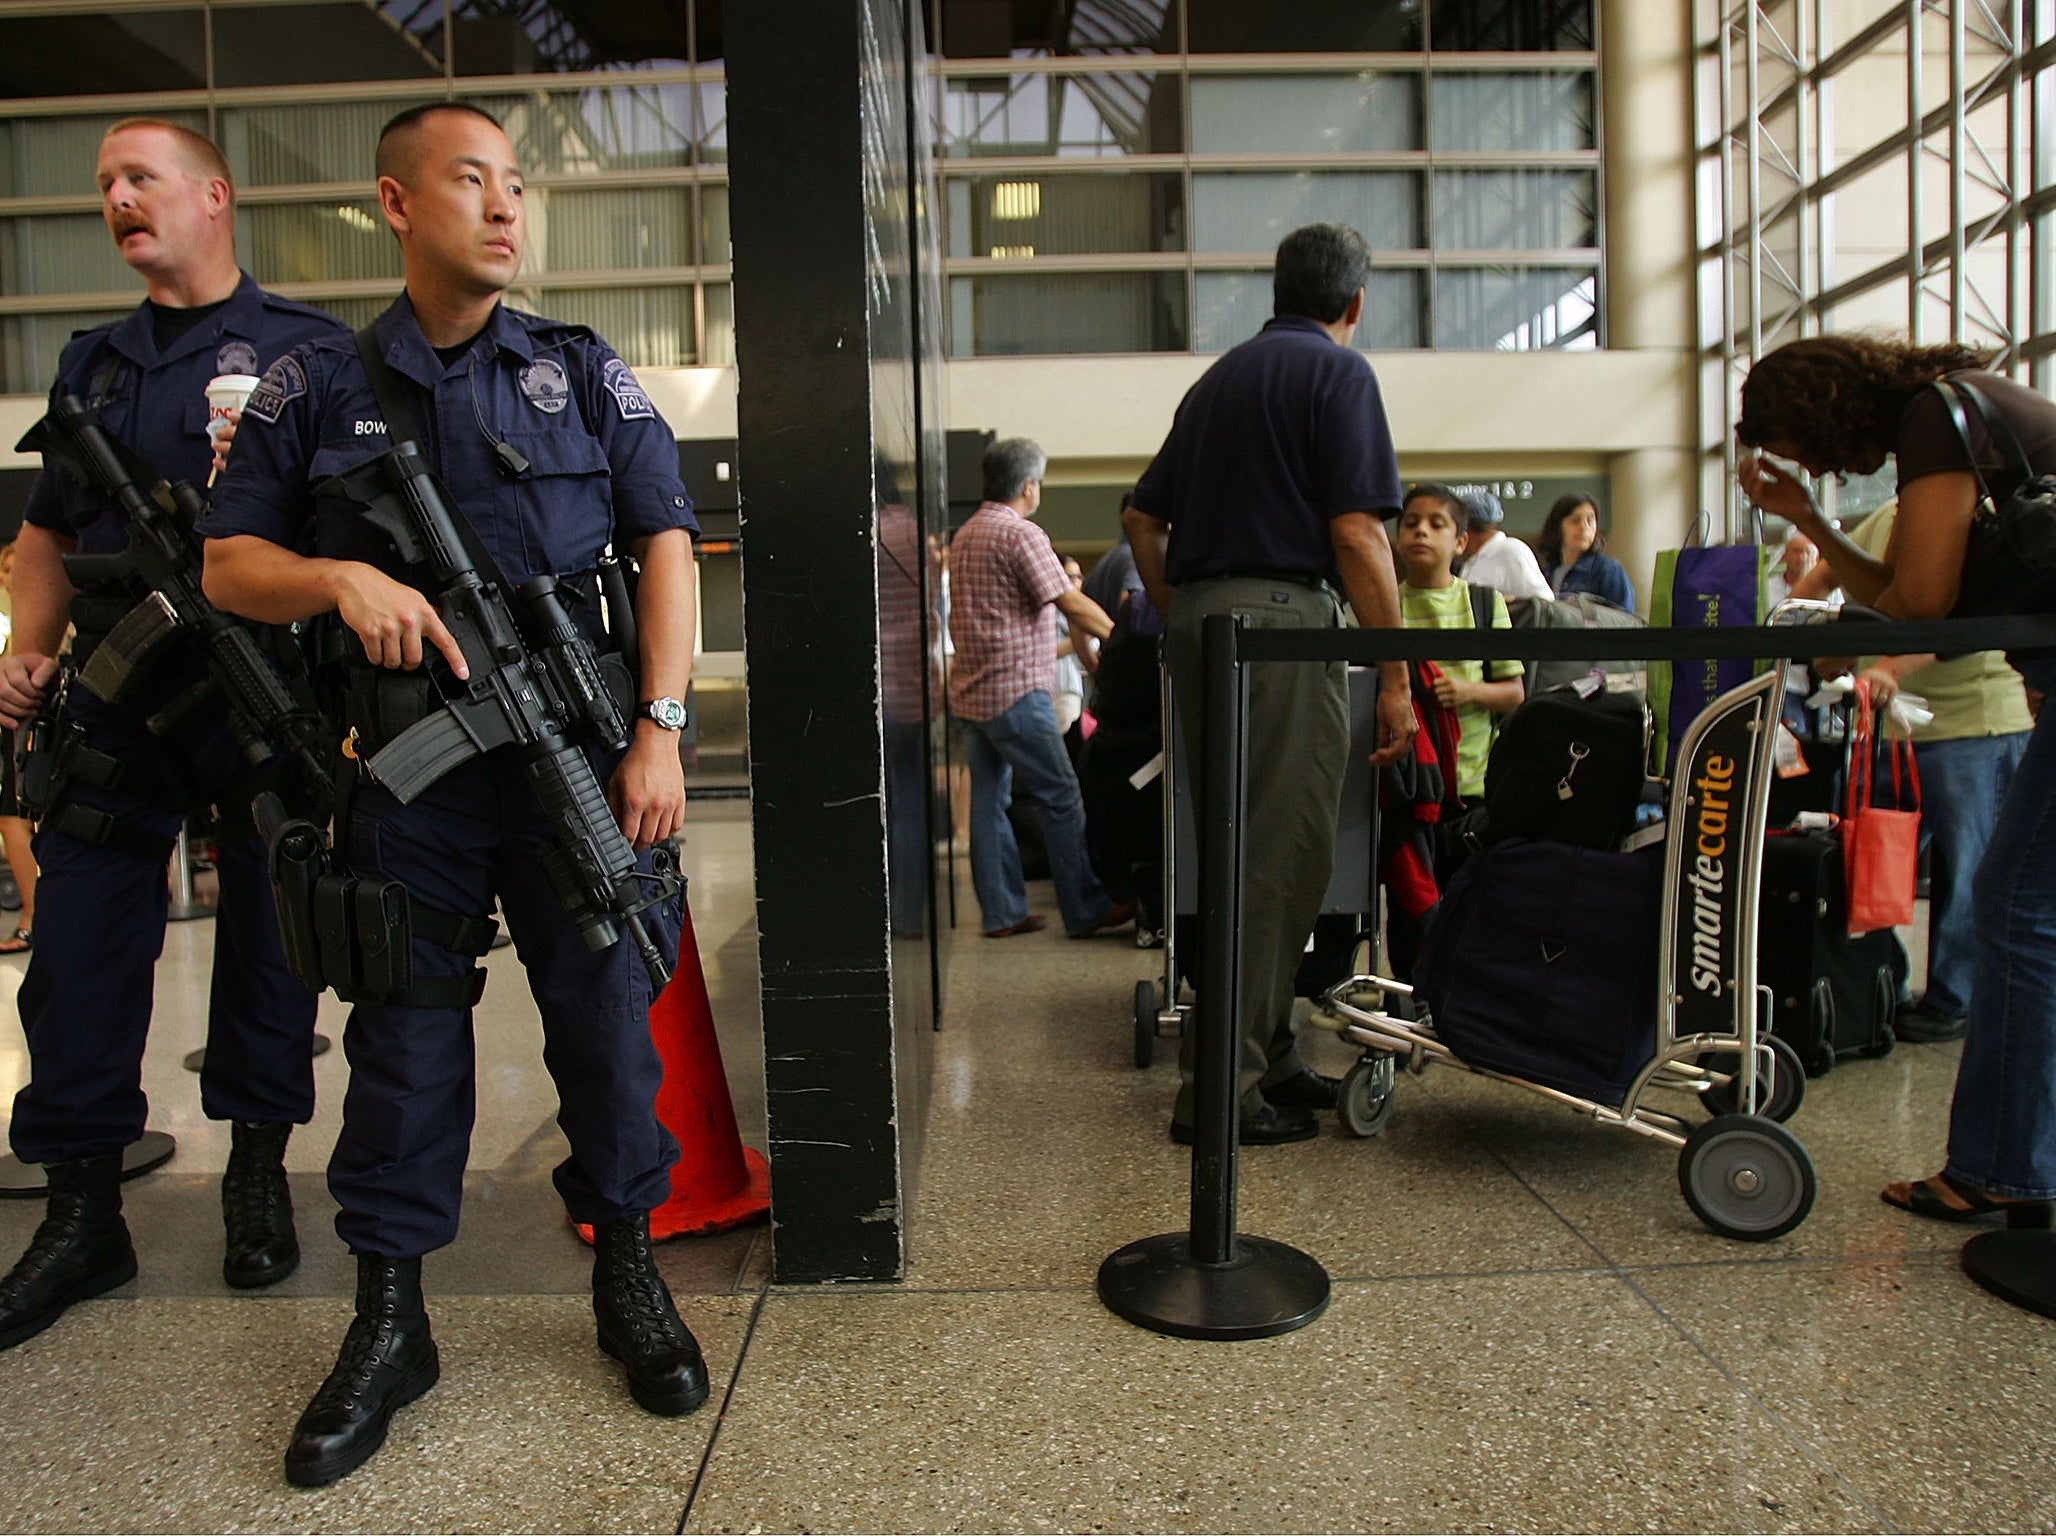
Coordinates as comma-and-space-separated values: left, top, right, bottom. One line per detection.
1774, 721, 1809, 779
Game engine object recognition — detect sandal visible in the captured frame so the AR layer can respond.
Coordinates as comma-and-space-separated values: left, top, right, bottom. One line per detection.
1881, 1171, 2053, 1225
0, 926, 29, 954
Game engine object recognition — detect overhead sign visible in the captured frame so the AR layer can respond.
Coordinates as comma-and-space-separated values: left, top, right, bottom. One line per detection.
1417, 476, 1611, 537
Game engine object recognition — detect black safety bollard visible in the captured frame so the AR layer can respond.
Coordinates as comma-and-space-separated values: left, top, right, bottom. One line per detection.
1097, 611, 1331, 1339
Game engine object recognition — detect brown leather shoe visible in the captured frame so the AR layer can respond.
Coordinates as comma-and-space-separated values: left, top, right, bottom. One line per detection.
983, 915, 1048, 939
1067, 901, 1137, 939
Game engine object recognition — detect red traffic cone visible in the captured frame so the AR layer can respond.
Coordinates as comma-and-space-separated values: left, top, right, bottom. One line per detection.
575, 902, 770, 1243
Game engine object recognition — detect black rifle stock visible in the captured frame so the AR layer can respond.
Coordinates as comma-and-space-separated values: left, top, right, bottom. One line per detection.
320, 443, 674, 990
20, 395, 334, 813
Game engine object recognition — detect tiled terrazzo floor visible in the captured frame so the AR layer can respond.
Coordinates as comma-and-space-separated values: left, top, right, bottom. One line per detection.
2, 803, 2052, 1533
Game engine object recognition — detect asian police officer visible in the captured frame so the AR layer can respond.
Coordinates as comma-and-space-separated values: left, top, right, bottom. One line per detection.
201, 102, 704, 1487
0, 120, 344, 1353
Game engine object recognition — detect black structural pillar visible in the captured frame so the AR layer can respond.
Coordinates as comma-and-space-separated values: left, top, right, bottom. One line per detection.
1097, 613, 1331, 1338
727, 0, 942, 1283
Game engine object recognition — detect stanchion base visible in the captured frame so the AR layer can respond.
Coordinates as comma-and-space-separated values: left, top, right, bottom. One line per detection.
1097, 1231, 1330, 1340
184, 1032, 332, 1074
1962, 1229, 2056, 1321
0, 1131, 177, 1198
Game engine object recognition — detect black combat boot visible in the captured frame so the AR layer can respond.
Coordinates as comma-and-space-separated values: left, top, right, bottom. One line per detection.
0, 1153, 137, 1351
592, 1212, 710, 1416
283, 1255, 440, 1488
222, 1121, 299, 1289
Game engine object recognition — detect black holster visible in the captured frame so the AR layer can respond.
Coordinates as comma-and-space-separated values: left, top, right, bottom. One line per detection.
254, 790, 495, 1008
16, 667, 187, 862
13, 681, 72, 825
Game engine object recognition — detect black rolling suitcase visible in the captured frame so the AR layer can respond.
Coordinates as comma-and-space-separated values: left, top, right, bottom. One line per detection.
1453, 684, 1650, 855
1757, 830, 1901, 1076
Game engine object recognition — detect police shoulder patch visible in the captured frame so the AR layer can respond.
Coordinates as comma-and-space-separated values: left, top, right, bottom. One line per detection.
244, 353, 307, 424
602, 357, 654, 421
520, 357, 571, 414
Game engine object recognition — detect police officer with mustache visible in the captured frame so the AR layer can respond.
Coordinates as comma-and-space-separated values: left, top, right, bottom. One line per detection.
0, 119, 343, 1354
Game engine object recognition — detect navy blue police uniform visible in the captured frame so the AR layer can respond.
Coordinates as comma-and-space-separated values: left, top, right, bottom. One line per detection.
1131, 314, 1402, 1131
201, 293, 696, 1258
11, 272, 343, 1166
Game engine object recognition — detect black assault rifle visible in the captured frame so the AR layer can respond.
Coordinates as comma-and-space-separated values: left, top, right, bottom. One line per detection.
320, 441, 677, 991
18, 395, 335, 816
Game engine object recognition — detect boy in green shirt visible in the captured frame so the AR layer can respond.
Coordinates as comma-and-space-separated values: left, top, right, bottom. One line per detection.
1396, 484, 1526, 796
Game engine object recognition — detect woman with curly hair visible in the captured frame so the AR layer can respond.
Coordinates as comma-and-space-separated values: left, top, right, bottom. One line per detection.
1537, 492, 1633, 610
1738, 333, 2056, 1228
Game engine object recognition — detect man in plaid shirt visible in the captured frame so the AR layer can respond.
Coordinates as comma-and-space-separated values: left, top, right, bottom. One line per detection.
948, 438, 1131, 939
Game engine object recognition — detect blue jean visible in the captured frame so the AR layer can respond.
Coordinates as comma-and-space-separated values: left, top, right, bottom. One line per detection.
1946, 706, 2056, 1199
961, 690, 1113, 935
1912, 732, 2028, 1016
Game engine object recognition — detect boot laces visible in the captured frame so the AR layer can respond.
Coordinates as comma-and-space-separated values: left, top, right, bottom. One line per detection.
310, 1314, 398, 1413
222, 1156, 290, 1238
223, 1128, 291, 1240
602, 1231, 690, 1351
0, 1191, 94, 1304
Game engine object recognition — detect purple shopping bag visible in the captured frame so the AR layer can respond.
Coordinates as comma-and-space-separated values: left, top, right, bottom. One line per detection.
1648, 536, 1769, 771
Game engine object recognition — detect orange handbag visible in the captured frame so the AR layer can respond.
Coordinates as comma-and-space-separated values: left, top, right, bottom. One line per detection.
1842, 680, 1922, 936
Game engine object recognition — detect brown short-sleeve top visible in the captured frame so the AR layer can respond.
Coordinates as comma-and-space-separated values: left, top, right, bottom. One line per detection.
1895, 369, 2056, 500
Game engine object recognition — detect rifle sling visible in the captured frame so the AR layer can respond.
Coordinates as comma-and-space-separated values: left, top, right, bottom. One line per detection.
351, 325, 524, 602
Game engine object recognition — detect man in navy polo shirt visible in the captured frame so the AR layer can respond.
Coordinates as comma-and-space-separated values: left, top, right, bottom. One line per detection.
1124, 223, 1413, 1145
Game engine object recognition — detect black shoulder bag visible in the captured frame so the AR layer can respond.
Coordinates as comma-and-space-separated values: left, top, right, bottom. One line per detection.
1935, 378, 2056, 617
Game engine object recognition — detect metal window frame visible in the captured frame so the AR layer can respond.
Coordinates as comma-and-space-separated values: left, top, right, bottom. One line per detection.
4, 1, 1612, 374
0, 29, 735, 380
1695, 0, 2043, 533
923, 6, 1606, 356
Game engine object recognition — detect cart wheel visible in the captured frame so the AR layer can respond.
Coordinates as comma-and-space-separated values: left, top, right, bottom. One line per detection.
1859, 968, 1898, 1057
1699, 1033, 1807, 1123
1802, 979, 1837, 1077
1339, 1053, 1396, 1138
1678, 1114, 1816, 1241
1133, 980, 1158, 1069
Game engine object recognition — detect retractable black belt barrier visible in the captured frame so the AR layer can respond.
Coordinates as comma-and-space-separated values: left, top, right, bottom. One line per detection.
1097, 610, 2056, 1340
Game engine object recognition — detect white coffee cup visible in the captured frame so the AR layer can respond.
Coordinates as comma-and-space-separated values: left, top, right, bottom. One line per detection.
205, 372, 261, 444
205, 373, 260, 485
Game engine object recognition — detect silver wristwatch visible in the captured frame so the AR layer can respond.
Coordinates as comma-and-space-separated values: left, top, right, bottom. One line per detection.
638, 696, 689, 731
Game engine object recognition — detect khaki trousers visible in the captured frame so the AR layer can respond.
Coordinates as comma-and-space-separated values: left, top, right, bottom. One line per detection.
1167, 576, 1349, 1121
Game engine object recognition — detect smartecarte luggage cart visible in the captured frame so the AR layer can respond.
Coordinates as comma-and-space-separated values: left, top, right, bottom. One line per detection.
1317, 665, 1819, 1243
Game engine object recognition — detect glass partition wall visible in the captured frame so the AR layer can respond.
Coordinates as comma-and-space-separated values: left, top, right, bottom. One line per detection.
1695, 0, 2056, 530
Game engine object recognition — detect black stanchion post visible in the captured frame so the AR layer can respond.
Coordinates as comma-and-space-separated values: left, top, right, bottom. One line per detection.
1097, 611, 1331, 1340
1190, 606, 1248, 1262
